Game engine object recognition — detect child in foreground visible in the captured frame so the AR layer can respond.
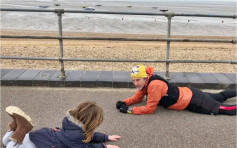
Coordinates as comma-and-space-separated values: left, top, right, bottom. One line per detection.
2, 101, 121, 148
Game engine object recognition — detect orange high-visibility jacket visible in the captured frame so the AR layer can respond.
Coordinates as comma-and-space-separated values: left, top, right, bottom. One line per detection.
123, 67, 193, 115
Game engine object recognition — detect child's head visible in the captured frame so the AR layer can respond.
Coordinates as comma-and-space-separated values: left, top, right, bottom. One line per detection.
69, 101, 104, 143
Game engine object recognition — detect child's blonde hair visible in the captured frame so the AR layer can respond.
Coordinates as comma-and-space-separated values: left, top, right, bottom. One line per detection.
69, 101, 104, 143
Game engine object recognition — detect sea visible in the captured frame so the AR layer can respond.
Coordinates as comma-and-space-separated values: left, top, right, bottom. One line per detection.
1, 0, 236, 36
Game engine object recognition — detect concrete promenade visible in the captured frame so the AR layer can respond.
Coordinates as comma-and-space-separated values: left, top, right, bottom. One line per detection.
1, 87, 236, 148
1, 69, 236, 147
1, 69, 236, 89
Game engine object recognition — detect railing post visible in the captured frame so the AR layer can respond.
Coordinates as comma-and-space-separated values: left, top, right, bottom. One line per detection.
164, 12, 175, 80
55, 9, 66, 78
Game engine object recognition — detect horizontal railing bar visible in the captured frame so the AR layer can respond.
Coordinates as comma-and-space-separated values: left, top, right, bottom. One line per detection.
173, 13, 236, 18
1, 56, 236, 64
0, 8, 54, 12
0, 8, 236, 19
1, 35, 236, 43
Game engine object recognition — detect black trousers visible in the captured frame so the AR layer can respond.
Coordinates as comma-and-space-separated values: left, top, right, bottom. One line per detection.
186, 88, 236, 115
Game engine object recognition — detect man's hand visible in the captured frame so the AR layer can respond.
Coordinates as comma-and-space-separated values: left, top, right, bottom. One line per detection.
116, 101, 126, 109
119, 104, 128, 113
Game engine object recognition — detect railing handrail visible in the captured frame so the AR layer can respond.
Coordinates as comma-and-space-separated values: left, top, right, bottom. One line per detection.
1, 56, 236, 64
1, 35, 236, 43
1, 8, 236, 19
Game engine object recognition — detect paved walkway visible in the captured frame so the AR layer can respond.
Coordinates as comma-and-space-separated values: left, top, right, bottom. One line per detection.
1, 68, 236, 89
1, 87, 236, 148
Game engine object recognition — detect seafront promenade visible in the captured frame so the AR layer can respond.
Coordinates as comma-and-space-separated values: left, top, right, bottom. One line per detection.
1, 69, 236, 147
1, 87, 236, 148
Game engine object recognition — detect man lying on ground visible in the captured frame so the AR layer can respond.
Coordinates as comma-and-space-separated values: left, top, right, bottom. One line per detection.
116, 64, 236, 115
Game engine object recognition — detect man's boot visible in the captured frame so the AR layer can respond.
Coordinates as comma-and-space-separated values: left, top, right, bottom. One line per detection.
5, 106, 34, 144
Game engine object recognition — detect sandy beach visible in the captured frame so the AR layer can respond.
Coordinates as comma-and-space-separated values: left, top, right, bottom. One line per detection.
1, 30, 236, 73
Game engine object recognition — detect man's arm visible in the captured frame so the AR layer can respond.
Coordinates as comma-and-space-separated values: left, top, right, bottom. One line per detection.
132, 80, 168, 115
123, 90, 146, 106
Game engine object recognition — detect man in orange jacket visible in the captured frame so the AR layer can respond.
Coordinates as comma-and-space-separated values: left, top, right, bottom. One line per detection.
116, 64, 236, 115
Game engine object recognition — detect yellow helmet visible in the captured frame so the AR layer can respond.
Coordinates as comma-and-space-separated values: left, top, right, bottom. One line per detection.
131, 64, 147, 79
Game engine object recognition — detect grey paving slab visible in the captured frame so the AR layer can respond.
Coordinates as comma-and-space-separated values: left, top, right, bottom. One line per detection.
1, 69, 12, 79
1, 69, 26, 86
186, 72, 204, 83
65, 70, 85, 87
211, 73, 233, 89
17, 69, 41, 80
81, 71, 99, 87
32, 70, 56, 87
197, 73, 221, 89
211, 73, 233, 84
97, 71, 113, 87
169, 72, 190, 87
185, 72, 205, 88
154, 72, 165, 78
223, 73, 236, 89
113, 71, 130, 88
224, 73, 236, 83
49, 70, 71, 87
1, 69, 26, 80
17, 69, 42, 86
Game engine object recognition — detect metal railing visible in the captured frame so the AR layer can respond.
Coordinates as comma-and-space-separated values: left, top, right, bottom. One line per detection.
1, 8, 236, 79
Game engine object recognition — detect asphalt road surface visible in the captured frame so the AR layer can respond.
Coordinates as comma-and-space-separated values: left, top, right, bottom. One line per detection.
1, 87, 236, 148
